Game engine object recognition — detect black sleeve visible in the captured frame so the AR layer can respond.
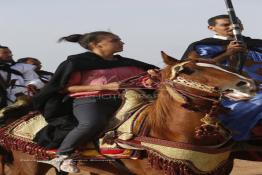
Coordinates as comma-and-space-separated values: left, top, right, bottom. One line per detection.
181, 42, 196, 60
32, 59, 70, 110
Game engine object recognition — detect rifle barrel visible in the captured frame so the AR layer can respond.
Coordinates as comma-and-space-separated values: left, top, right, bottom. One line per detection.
224, 0, 246, 73
224, 0, 243, 41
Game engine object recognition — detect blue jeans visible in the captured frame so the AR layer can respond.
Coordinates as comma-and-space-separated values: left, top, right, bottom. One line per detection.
57, 96, 122, 154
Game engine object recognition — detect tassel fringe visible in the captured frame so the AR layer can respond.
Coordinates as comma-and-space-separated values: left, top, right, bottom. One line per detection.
147, 150, 233, 175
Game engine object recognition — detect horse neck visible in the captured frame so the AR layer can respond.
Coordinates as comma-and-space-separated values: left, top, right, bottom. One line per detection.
147, 88, 211, 143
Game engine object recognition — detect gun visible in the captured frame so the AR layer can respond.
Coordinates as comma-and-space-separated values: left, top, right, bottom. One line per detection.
224, 0, 246, 73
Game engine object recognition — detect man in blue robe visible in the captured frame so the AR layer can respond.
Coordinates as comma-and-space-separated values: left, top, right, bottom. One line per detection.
182, 14, 262, 141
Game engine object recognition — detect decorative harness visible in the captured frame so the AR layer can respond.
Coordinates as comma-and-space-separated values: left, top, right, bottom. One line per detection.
166, 61, 232, 144
115, 61, 234, 174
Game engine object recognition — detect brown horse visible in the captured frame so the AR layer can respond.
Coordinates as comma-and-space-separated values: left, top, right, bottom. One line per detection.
5, 52, 257, 175
0, 96, 32, 175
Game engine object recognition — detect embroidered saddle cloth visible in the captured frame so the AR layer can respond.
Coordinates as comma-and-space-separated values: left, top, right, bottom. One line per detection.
0, 90, 151, 159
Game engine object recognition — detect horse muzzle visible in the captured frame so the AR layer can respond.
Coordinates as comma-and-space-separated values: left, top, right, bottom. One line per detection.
222, 79, 258, 101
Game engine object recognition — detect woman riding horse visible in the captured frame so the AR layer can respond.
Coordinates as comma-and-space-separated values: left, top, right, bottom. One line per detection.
32, 31, 157, 173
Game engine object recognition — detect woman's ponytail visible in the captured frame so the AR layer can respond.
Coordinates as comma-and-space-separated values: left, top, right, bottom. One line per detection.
58, 34, 83, 43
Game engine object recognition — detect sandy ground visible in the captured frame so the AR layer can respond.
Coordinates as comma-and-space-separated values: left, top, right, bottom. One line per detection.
3, 159, 262, 175
230, 159, 262, 175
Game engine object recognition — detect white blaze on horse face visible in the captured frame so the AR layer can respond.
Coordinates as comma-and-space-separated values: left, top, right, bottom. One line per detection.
170, 61, 190, 79
195, 63, 250, 81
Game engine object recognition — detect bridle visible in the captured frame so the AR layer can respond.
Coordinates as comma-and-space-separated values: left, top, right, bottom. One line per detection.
162, 61, 225, 127
165, 61, 223, 102
162, 61, 232, 143
115, 61, 234, 174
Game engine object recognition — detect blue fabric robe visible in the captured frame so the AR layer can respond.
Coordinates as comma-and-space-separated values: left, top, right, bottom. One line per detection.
183, 37, 262, 140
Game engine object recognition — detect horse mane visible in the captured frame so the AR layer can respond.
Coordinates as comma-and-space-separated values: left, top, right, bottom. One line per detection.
147, 66, 175, 134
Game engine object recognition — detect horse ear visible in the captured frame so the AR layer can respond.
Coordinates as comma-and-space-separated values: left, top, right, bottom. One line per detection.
161, 51, 179, 65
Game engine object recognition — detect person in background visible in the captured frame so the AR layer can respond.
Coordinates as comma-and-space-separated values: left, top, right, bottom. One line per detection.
17, 57, 53, 84
33, 31, 158, 173
182, 14, 262, 142
0, 46, 44, 106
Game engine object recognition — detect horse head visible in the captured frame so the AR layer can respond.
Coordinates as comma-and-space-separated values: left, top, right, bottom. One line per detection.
160, 51, 257, 102
148, 51, 257, 146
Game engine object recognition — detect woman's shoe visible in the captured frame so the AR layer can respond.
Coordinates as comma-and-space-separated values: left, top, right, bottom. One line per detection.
37, 155, 68, 171
60, 158, 80, 173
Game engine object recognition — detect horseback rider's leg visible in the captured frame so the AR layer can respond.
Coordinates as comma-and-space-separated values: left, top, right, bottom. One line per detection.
219, 90, 262, 140
55, 96, 122, 173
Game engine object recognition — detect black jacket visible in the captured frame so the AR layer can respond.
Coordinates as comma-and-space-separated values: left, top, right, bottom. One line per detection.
33, 52, 157, 148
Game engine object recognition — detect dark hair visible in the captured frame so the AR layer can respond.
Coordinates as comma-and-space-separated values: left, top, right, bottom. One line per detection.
208, 14, 242, 26
208, 15, 230, 26
17, 57, 39, 63
0, 45, 9, 49
58, 31, 116, 50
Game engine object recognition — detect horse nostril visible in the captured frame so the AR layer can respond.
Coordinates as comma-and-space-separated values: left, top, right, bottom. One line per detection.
236, 81, 247, 87
214, 87, 220, 91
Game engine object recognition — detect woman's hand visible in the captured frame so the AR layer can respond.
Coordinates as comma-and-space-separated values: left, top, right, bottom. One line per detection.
147, 69, 160, 78
141, 69, 161, 88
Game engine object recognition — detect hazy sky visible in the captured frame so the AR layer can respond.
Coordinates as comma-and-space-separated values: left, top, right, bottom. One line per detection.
1, 0, 262, 71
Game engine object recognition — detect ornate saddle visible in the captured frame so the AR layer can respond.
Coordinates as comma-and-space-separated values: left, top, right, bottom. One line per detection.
0, 90, 152, 160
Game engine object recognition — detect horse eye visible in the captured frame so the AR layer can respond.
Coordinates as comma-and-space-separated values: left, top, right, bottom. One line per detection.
180, 67, 195, 75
